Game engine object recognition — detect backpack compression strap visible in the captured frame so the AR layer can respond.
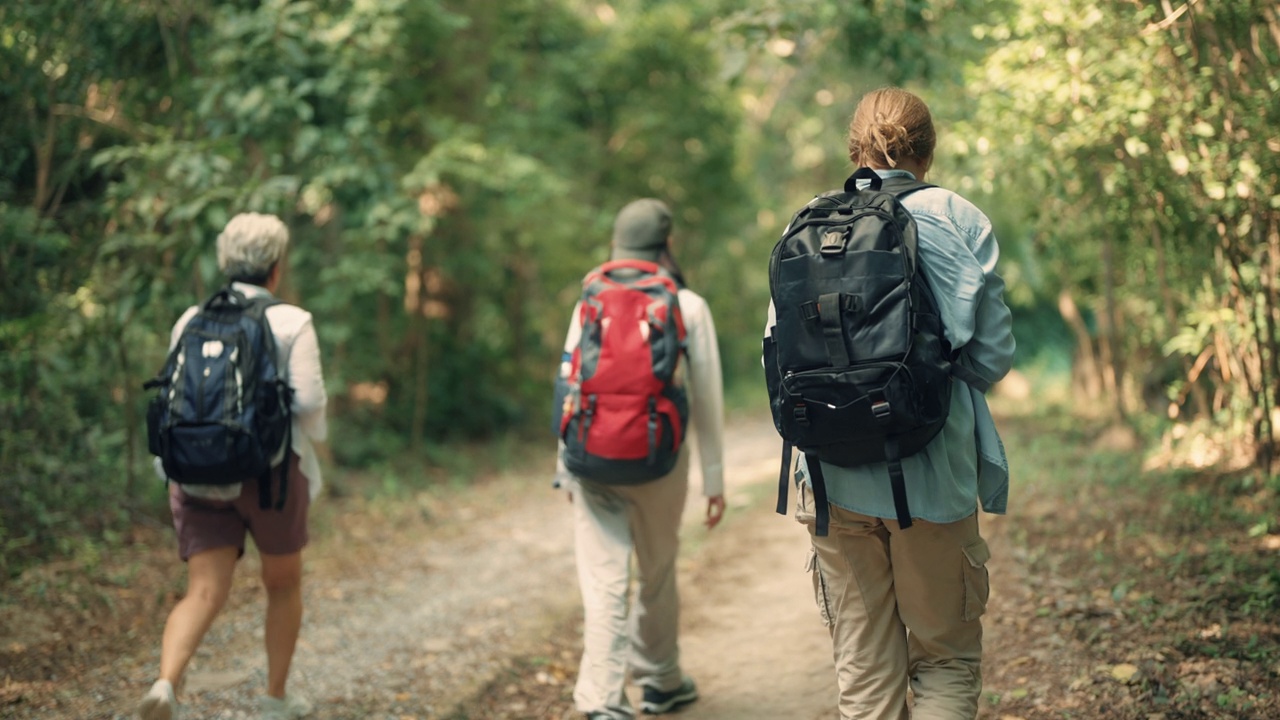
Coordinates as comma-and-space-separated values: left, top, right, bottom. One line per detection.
775, 442, 835, 537
776, 439, 793, 516
883, 439, 912, 530
805, 453, 833, 537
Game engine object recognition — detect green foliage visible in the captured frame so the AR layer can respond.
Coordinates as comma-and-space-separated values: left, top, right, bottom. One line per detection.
961, 0, 1280, 456
0, 0, 765, 574
7, 0, 1279, 577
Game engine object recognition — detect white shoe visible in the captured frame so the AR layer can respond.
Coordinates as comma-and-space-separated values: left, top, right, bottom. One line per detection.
137, 679, 177, 720
260, 692, 313, 720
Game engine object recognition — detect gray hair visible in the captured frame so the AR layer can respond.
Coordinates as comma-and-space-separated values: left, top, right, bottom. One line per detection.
216, 212, 290, 282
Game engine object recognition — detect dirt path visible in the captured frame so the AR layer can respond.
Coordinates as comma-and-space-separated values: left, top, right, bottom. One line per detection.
4, 413, 1052, 719
669, 473, 837, 720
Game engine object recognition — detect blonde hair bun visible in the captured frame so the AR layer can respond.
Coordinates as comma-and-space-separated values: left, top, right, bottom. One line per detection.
847, 88, 936, 169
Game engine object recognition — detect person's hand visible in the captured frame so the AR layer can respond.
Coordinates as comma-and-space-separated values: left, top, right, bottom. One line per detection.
705, 495, 726, 529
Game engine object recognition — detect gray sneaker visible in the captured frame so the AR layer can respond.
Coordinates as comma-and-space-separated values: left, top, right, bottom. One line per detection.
260, 692, 312, 720
137, 679, 177, 720
640, 676, 698, 714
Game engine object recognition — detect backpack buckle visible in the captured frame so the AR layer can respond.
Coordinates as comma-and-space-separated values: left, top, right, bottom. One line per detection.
793, 403, 810, 426
871, 400, 891, 422
820, 230, 848, 256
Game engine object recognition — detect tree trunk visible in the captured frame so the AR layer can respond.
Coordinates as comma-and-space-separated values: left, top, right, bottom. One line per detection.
1097, 231, 1127, 419
116, 331, 139, 497
1058, 289, 1102, 401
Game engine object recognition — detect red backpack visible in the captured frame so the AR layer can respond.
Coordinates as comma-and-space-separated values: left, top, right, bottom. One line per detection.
559, 260, 689, 484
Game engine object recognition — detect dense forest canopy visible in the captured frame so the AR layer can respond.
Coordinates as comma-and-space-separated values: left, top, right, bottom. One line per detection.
2, 0, 1278, 572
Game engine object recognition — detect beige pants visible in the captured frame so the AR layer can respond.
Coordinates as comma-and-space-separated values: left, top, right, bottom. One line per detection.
796, 480, 990, 720
570, 450, 690, 719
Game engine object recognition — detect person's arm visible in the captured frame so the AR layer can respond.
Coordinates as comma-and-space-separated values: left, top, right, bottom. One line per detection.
682, 293, 725, 527
553, 303, 583, 493
958, 221, 1016, 385
288, 316, 328, 442
913, 193, 1015, 387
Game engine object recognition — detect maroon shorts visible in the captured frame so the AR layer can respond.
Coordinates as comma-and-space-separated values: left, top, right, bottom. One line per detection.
169, 453, 310, 561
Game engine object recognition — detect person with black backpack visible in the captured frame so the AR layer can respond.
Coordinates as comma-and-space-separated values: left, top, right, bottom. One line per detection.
138, 213, 328, 720
554, 199, 725, 720
762, 88, 1015, 719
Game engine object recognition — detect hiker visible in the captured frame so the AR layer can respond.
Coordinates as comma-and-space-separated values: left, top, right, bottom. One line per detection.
139, 213, 327, 720
554, 199, 726, 719
764, 87, 1015, 719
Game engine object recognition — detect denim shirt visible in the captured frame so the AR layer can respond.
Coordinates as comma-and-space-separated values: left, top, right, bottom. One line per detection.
764, 168, 1016, 523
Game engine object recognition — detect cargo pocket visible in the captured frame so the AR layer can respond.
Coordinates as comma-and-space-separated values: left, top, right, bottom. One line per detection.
793, 460, 812, 524
961, 537, 991, 622
806, 546, 834, 628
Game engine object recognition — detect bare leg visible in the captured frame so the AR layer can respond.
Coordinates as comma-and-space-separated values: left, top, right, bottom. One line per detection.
159, 546, 239, 688
260, 551, 303, 699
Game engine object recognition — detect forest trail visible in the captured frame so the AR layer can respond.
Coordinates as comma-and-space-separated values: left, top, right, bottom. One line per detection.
0, 411, 1165, 719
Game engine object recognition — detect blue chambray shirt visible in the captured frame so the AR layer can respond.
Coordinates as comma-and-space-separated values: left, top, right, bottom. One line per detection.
764, 168, 1016, 523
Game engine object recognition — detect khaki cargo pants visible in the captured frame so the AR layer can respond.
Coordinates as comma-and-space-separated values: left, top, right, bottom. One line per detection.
796, 479, 991, 720
570, 449, 691, 719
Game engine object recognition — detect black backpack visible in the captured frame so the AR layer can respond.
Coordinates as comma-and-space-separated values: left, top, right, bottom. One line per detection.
145, 286, 293, 510
763, 168, 989, 535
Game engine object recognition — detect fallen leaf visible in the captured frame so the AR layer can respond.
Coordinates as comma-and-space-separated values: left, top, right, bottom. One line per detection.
1111, 663, 1140, 683
1197, 623, 1222, 640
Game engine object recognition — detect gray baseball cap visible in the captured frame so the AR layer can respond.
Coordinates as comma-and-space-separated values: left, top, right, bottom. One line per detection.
610, 198, 672, 262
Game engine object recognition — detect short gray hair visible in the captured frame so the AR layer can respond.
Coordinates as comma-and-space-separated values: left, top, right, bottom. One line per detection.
216, 212, 290, 282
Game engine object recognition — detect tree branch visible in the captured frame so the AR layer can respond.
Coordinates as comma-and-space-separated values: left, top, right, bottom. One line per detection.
1142, 0, 1200, 36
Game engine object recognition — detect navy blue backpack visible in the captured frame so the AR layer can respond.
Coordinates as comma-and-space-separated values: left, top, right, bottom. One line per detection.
145, 287, 292, 509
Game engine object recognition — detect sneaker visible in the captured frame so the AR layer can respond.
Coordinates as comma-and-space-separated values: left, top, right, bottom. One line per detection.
137, 679, 177, 720
260, 692, 313, 720
640, 676, 698, 714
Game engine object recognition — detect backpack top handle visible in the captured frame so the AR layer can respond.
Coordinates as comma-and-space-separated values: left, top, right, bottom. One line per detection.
844, 167, 884, 193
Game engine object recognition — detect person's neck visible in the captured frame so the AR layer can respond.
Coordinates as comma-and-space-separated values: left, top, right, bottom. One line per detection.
867, 157, 930, 181
893, 158, 929, 180
264, 265, 282, 294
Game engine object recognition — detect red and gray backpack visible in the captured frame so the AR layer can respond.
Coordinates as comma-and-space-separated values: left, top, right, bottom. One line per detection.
559, 260, 689, 484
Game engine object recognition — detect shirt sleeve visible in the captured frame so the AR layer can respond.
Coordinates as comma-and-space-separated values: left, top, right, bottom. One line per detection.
561, 301, 583, 358
682, 291, 725, 497
958, 220, 1016, 385
911, 193, 1016, 388
553, 303, 583, 486
288, 316, 329, 442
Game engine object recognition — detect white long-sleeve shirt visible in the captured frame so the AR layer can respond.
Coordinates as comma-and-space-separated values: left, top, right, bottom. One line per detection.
559, 287, 725, 497
167, 282, 328, 500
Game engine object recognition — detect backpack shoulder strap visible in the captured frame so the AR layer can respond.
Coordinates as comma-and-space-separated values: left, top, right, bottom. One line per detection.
242, 294, 285, 321
883, 177, 935, 200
